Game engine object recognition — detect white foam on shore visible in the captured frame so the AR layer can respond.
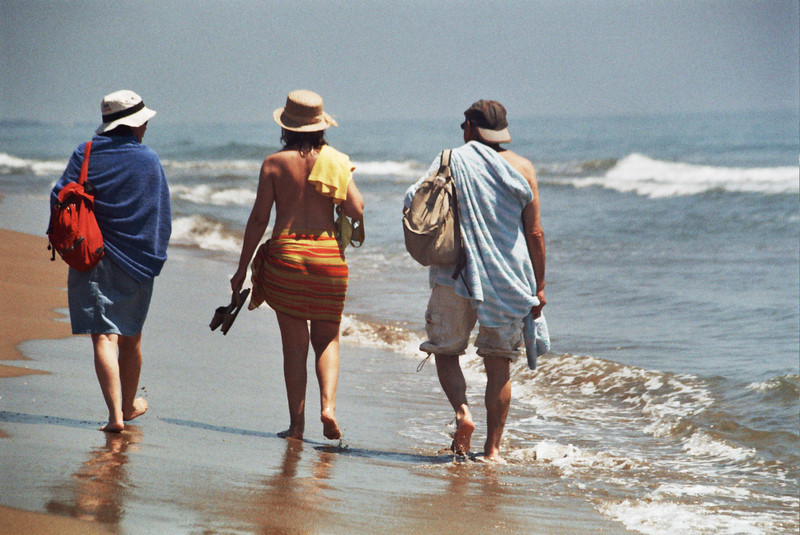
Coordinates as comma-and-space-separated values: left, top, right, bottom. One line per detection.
681, 432, 756, 463
504, 351, 794, 533
599, 498, 774, 535
339, 314, 423, 358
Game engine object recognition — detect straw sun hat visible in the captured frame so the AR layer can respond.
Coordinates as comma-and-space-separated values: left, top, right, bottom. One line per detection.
96, 90, 156, 134
273, 90, 338, 132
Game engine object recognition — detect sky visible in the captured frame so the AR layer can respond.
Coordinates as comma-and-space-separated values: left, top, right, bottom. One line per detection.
1, 0, 798, 124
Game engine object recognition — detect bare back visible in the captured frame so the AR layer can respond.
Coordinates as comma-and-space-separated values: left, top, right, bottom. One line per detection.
263, 148, 336, 233
232, 143, 363, 295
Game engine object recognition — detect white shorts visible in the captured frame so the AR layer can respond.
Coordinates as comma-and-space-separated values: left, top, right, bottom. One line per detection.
419, 284, 522, 360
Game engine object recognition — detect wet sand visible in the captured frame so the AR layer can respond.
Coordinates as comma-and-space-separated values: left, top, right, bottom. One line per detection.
0, 504, 113, 535
0, 194, 626, 534
0, 229, 105, 533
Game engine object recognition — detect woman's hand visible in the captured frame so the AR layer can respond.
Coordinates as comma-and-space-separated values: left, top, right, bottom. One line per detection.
230, 268, 246, 294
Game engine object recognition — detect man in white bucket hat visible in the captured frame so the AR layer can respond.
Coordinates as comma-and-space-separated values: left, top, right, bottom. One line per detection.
231, 89, 364, 441
50, 89, 171, 433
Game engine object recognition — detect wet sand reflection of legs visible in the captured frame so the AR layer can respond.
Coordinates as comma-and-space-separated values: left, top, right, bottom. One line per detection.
204, 440, 339, 533
46, 426, 142, 526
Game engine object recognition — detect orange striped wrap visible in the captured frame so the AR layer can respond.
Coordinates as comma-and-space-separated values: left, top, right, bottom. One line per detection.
249, 230, 348, 322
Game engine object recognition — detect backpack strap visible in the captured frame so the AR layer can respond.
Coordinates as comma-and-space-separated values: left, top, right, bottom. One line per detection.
439, 148, 469, 291
438, 149, 452, 178
77, 141, 92, 186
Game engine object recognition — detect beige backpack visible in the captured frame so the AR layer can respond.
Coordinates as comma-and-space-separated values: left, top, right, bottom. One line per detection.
403, 150, 462, 266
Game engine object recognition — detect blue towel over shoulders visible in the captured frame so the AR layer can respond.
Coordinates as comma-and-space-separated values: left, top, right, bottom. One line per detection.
51, 135, 172, 281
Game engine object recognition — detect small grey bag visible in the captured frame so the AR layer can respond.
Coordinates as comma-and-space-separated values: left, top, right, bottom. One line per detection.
403, 149, 462, 266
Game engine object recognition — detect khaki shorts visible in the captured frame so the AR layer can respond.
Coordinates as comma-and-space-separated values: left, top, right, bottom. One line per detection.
419, 284, 522, 360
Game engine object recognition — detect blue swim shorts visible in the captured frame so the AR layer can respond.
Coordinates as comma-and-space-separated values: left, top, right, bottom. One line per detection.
68, 256, 154, 337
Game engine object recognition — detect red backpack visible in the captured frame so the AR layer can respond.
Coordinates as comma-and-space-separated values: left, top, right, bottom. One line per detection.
47, 141, 105, 271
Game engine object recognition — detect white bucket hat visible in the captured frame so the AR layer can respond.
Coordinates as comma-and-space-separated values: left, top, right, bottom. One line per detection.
273, 90, 337, 132
96, 90, 156, 134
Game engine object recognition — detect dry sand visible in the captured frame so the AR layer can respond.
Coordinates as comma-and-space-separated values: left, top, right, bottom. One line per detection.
0, 229, 71, 378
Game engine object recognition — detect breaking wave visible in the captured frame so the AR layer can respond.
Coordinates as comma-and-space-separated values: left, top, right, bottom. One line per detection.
170, 216, 241, 252
171, 184, 256, 206
0, 153, 66, 177
567, 153, 798, 198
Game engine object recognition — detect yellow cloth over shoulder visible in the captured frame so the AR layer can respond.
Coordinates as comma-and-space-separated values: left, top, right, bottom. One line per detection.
308, 145, 354, 204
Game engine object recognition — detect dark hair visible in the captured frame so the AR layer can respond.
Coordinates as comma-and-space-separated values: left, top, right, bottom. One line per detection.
462, 120, 502, 151
280, 128, 327, 153
103, 124, 136, 137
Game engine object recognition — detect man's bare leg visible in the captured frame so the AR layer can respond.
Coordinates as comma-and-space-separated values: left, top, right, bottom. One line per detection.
92, 334, 125, 433
276, 311, 310, 440
434, 354, 475, 455
483, 357, 511, 463
310, 319, 341, 440
118, 333, 148, 422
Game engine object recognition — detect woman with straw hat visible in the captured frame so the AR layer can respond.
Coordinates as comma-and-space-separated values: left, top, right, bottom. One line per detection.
231, 90, 364, 441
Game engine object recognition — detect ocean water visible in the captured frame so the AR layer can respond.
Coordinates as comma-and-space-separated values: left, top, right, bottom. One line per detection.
1, 110, 798, 534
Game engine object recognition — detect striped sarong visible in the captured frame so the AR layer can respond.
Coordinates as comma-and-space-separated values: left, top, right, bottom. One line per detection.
249, 230, 348, 322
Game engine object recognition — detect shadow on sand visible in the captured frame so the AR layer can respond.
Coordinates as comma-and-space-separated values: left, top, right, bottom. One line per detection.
161, 416, 455, 465
0, 410, 103, 430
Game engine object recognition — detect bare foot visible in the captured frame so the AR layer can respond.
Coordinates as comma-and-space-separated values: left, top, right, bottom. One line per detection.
123, 397, 148, 422
453, 413, 475, 455
101, 422, 124, 433
321, 412, 341, 440
278, 428, 303, 440
481, 450, 507, 464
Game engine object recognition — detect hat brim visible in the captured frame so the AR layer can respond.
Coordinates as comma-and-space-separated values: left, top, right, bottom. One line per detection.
273, 107, 338, 132
96, 107, 156, 134
475, 126, 511, 144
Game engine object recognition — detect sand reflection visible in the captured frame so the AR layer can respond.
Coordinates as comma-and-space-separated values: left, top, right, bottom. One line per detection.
392, 461, 522, 534
46, 427, 141, 527
210, 440, 340, 534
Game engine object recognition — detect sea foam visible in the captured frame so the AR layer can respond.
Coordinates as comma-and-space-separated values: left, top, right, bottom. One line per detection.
0, 152, 67, 177
170, 215, 241, 252
352, 160, 424, 179
576, 153, 798, 198
171, 184, 256, 206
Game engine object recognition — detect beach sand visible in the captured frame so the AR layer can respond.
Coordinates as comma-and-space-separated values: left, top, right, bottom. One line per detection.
0, 195, 626, 534
0, 229, 110, 534
0, 229, 71, 377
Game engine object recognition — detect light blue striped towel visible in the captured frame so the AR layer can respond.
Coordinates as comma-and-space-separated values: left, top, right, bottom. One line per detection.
523, 313, 551, 370
448, 141, 540, 327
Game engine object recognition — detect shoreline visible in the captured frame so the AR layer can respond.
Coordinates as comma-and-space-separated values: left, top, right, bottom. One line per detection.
0, 229, 72, 378
0, 229, 106, 533
0, 225, 618, 535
